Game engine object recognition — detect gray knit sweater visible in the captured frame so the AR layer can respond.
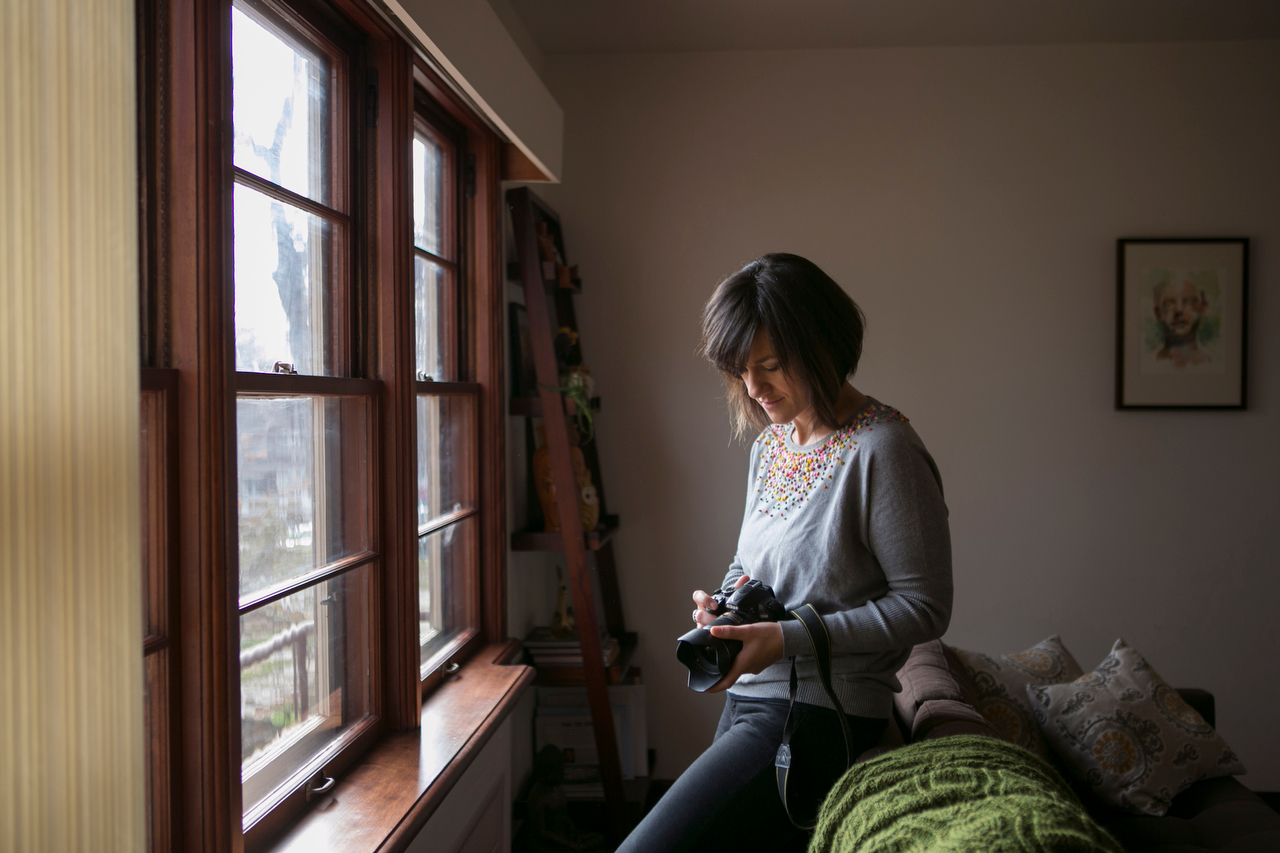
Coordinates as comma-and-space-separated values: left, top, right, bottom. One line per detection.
722, 397, 952, 718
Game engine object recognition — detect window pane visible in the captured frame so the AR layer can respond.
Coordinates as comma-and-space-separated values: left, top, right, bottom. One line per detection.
234, 184, 339, 375
237, 395, 370, 599
416, 393, 475, 528
419, 516, 476, 666
240, 566, 371, 821
232, 4, 331, 207
414, 255, 453, 381
412, 134, 443, 255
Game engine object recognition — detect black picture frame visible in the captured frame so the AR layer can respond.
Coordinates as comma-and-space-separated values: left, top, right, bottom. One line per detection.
509, 302, 537, 398
1115, 237, 1249, 410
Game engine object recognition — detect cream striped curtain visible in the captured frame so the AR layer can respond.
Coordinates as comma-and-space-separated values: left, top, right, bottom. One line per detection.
1, 1, 145, 851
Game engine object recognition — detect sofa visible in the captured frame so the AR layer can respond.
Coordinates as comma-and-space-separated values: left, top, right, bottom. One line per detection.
870, 640, 1280, 852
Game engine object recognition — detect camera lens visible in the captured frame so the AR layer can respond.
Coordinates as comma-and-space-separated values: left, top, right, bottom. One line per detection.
675, 626, 742, 692
695, 646, 719, 672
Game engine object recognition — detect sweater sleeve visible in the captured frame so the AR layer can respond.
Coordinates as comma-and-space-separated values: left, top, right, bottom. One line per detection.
720, 560, 745, 595
779, 424, 953, 658
719, 431, 766, 593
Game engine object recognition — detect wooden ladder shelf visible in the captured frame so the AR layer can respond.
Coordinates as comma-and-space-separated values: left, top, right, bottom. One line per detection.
507, 187, 634, 839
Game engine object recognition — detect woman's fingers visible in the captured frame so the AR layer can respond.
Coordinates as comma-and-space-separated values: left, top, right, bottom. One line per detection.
691, 575, 752, 628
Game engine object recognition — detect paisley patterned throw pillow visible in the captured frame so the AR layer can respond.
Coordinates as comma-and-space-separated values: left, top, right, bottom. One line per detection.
1028, 639, 1246, 816
951, 635, 1084, 758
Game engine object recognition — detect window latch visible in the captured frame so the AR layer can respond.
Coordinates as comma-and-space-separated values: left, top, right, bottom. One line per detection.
273, 362, 298, 375
305, 769, 336, 803
417, 371, 433, 382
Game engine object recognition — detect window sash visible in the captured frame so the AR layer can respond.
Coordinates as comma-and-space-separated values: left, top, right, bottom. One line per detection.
231, 0, 353, 380
415, 382, 480, 679
229, 0, 373, 833
232, 380, 377, 826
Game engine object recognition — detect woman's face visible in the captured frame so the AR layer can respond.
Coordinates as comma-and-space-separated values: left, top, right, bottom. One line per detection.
740, 329, 809, 426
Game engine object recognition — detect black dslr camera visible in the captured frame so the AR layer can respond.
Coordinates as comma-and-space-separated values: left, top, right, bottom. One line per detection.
676, 580, 788, 692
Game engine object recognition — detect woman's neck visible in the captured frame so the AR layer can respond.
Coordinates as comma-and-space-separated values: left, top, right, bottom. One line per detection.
791, 384, 867, 446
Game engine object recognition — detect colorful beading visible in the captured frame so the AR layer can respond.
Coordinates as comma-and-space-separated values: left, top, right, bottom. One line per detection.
752, 403, 908, 520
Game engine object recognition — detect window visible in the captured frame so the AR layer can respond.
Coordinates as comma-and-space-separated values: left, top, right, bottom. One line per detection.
229, 0, 379, 833
136, 0, 507, 847
413, 108, 481, 675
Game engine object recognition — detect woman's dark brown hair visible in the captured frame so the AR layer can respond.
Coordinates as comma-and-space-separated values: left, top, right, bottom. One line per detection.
700, 253, 866, 441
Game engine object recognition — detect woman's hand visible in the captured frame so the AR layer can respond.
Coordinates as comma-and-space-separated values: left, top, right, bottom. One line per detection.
691, 575, 749, 628
704, 621, 784, 693
690, 575, 783, 691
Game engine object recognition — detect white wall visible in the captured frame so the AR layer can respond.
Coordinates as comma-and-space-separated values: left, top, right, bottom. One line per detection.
387, 0, 563, 180
537, 41, 1280, 787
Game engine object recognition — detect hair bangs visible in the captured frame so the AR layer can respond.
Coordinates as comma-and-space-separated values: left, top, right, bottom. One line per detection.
700, 277, 761, 377
700, 253, 866, 442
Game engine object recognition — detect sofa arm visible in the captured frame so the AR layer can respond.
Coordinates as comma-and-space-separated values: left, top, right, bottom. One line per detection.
1177, 688, 1215, 729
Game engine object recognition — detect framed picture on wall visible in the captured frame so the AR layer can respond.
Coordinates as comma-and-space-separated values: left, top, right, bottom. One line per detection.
1115, 238, 1248, 409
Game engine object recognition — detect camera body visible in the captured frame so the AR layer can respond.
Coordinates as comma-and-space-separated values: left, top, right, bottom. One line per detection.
676, 580, 788, 692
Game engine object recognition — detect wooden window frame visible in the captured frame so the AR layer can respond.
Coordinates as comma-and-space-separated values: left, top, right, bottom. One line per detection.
227, 0, 382, 841
411, 94, 486, 684
141, 367, 182, 853
137, 0, 510, 848
410, 55, 507, 704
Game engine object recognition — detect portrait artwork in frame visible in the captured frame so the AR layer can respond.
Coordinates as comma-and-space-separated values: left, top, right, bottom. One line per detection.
1115, 238, 1248, 409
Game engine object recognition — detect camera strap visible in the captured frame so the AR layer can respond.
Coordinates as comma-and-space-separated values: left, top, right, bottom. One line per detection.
774, 604, 854, 830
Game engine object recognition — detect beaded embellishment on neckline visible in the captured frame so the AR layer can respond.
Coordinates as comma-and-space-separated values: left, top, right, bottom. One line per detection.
752, 403, 907, 520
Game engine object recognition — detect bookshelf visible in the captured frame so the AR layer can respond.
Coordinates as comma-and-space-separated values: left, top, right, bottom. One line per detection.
507, 187, 637, 839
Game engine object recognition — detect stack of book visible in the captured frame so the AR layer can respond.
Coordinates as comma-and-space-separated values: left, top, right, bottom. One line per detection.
523, 626, 620, 668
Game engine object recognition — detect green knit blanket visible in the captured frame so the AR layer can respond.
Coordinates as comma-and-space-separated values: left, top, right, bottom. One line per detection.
810, 735, 1123, 853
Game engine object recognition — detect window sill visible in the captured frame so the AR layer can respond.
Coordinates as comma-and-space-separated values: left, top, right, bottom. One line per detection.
263, 641, 534, 853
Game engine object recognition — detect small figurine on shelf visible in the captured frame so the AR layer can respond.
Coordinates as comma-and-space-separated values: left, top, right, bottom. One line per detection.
533, 425, 600, 533
556, 263, 578, 289
536, 221, 562, 264
519, 746, 606, 853
536, 221, 563, 283
554, 326, 579, 365
558, 365, 595, 444
549, 566, 576, 639
562, 364, 594, 402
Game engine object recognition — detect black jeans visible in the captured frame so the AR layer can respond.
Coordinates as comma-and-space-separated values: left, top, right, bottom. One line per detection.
616, 694, 887, 853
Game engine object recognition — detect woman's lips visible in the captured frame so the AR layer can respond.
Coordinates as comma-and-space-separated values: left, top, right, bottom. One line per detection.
758, 398, 779, 410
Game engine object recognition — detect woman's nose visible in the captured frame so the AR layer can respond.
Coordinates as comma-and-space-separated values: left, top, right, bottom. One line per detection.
743, 369, 766, 397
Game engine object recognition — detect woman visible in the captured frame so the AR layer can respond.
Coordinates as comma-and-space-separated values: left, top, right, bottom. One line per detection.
618, 254, 952, 853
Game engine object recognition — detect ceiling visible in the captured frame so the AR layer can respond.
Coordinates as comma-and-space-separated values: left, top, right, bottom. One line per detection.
504, 0, 1280, 55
